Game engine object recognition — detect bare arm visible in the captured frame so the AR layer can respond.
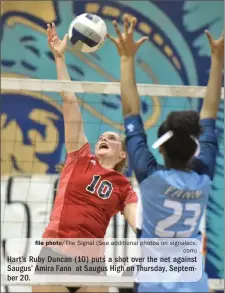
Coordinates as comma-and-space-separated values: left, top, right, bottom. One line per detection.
200, 31, 224, 119
108, 17, 147, 117
123, 203, 137, 233
47, 23, 87, 154
56, 57, 87, 153
108, 17, 161, 182
190, 31, 224, 179
120, 57, 140, 116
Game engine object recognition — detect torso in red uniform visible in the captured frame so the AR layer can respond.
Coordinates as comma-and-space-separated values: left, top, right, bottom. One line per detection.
43, 143, 137, 239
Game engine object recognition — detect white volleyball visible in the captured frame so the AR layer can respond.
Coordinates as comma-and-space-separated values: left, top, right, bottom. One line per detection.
68, 13, 107, 53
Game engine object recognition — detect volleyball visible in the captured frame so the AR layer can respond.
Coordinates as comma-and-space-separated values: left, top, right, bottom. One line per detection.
68, 13, 107, 53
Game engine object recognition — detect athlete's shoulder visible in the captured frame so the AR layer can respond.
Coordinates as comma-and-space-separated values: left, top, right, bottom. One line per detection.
68, 143, 92, 158
66, 143, 92, 163
111, 170, 131, 185
114, 174, 137, 205
60, 144, 93, 175
151, 169, 212, 189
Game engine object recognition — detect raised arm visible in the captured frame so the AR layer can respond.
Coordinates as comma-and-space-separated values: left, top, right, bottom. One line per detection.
47, 23, 87, 154
190, 31, 224, 179
200, 31, 224, 120
108, 16, 162, 183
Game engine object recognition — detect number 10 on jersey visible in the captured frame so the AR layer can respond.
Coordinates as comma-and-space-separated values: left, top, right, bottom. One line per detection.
86, 175, 113, 199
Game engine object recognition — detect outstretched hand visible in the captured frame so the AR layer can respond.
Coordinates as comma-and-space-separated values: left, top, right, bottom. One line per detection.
47, 23, 68, 59
107, 15, 148, 58
205, 30, 224, 63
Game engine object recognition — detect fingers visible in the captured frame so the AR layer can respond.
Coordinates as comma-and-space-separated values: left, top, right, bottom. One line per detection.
109, 16, 148, 55
128, 17, 137, 35
47, 24, 54, 49
47, 23, 61, 50
204, 30, 213, 44
47, 23, 52, 41
205, 29, 224, 46
47, 23, 58, 40
112, 20, 124, 43
136, 36, 149, 48
123, 15, 129, 35
112, 15, 137, 39
52, 35, 59, 44
106, 33, 117, 45
62, 33, 69, 46
52, 22, 57, 38
123, 14, 137, 35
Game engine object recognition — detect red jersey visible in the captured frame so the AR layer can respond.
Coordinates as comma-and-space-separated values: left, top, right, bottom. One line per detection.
43, 143, 137, 239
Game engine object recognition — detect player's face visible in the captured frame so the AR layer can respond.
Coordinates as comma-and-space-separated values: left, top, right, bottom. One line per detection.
95, 132, 126, 163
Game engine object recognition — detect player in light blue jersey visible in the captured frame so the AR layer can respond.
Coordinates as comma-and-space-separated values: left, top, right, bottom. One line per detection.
108, 15, 224, 292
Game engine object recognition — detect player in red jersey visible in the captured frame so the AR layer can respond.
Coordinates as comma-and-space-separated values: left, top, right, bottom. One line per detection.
32, 23, 138, 293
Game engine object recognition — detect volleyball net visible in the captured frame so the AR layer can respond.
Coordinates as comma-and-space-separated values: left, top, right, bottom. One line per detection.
1, 77, 224, 292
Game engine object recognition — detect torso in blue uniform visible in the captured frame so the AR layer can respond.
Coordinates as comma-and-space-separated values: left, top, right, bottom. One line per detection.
124, 115, 218, 292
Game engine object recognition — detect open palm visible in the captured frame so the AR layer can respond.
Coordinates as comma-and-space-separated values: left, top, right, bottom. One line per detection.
205, 30, 224, 61
108, 15, 148, 57
47, 23, 68, 58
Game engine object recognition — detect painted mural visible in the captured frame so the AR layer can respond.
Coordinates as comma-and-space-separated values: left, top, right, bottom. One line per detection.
1, 0, 224, 280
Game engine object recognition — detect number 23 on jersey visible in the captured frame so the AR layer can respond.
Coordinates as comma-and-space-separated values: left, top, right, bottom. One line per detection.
155, 199, 201, 238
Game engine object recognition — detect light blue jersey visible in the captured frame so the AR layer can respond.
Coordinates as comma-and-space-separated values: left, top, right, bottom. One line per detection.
124, 115, 218, 292
140, 169, 211, 239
